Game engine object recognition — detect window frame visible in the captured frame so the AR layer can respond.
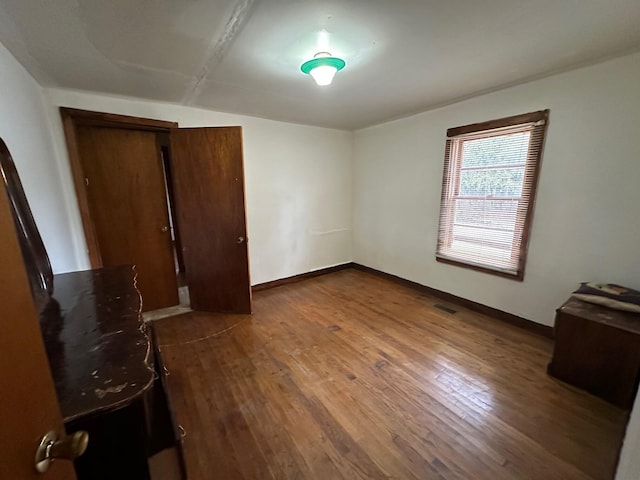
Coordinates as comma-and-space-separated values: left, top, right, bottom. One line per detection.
436, 110, 549, 281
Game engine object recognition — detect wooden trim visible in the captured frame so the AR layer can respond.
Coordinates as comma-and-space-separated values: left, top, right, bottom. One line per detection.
60, 111, 103, 267
435, 256, 524, 281
514, 117, 549, 279
251, 263, 353, 292
156, 134, 185, 273
60, 108, 178, 268
447, 109, 549, 137
351, 263, 553, 338
60, 108, 178, 131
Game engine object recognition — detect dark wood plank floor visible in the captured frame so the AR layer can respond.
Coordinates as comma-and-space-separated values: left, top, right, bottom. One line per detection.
153, 269, 628, 480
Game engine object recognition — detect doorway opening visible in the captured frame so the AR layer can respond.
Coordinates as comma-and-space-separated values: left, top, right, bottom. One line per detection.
62, 110, 183, 312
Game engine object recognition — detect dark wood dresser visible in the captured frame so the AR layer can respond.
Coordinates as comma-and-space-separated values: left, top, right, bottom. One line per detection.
40, 266, 179, 479
548, 297, 640, 409
1, 136, 179, 477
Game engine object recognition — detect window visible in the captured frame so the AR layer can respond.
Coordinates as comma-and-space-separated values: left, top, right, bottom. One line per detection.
436, 110, 549, 280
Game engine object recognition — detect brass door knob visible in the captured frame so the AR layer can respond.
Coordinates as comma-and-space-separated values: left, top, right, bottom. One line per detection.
35, 430, 89, 473
161, 226, 169, 233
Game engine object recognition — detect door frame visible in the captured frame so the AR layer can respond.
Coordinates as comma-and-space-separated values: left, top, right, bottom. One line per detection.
60, 108, 178, 267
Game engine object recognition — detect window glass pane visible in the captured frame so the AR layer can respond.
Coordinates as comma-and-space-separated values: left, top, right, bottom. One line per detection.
451, 199, 517, 261
450, 232, 513, 262
437, 110, 548, 278
459, 167, 525, 197
451, 224, 514, 250
453, 199, 518, 231
460, 131, 530, 168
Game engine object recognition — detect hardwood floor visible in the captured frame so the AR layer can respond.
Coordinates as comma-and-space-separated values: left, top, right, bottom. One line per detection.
153, 269, 628, 480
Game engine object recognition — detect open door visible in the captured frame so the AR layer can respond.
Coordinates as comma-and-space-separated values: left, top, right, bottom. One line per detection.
170, 127, 252, 313
0, 171, 77, 479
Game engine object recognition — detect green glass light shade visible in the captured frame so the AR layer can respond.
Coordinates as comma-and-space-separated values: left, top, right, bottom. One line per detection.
301, 55, 346, 86
300, 56, 346, 75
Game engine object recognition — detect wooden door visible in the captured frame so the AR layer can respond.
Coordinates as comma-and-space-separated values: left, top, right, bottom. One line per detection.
76, 126, 179, 311
0, 181, 76, 479
170, 127, 251, 313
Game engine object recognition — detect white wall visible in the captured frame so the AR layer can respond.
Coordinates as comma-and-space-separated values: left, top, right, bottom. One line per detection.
44, 89, 353, 284
353, 52, 640, 326
0, 42, 80, 272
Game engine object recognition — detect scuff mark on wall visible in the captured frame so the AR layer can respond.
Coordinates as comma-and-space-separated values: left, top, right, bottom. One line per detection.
308, 228, 350, 236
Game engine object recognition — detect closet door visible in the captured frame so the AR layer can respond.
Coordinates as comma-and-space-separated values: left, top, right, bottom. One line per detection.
76, 126, 179, 311
170, 127, 251, 313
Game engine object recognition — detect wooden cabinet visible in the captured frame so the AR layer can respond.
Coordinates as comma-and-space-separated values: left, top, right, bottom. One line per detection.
2, 134, 179, 478
41, 266, 180, 479
548, 297, 640, 409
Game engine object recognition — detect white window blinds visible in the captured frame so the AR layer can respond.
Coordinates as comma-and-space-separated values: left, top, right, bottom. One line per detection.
436, 110, 549, 280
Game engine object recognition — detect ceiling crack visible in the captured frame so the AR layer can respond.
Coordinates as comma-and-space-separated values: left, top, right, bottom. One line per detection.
182, 0, 259, 105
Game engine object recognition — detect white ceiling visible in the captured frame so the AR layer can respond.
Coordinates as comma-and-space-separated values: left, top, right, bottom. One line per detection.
1, 0, 639, 130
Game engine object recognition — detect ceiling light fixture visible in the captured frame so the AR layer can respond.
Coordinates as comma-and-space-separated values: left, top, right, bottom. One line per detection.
301, 52, 346, 86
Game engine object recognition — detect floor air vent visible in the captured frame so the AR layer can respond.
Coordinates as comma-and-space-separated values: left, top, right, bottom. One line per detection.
434, 304, 457, 314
